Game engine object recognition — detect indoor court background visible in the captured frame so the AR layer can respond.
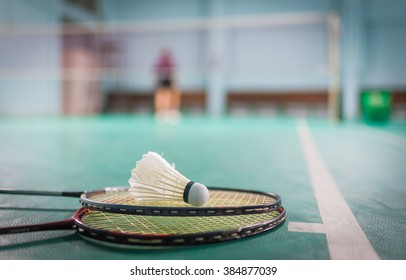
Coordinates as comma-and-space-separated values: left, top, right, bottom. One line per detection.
0, 0, 405, 260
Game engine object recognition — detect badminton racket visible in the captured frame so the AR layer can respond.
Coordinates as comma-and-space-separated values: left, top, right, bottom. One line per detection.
0, 187, 282, 216
0, 207, 286, 247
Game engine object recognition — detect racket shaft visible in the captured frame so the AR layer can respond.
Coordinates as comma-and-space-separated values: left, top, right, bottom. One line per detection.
0, 219, 74, 235
0, 188, 83, 197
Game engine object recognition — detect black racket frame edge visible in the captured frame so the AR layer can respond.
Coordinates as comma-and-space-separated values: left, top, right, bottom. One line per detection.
80, 187, 282, 216
74, 207, 287, 247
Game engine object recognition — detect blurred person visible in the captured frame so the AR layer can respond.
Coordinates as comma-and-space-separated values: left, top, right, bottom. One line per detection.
154, 49, 181, 123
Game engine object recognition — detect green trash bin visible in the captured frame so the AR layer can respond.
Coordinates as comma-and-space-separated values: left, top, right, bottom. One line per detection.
361, 90, 391, 122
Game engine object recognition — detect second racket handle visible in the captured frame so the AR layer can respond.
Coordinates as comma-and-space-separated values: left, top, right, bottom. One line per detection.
0, 219, 74, 235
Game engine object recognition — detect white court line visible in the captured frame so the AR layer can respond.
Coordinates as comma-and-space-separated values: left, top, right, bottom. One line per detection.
356, 125, 406, 148
288, 222, 325, 234
288, 119, 379, 260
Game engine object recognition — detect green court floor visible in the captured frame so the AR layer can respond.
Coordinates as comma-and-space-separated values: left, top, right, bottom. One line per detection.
0, 115, 405, 259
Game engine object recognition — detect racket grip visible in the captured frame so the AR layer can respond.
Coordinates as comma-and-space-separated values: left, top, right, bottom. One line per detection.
0, 219, 74, 235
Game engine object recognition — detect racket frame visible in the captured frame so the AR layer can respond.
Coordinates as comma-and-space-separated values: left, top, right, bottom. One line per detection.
73, 207, 287, 246
80, 187, 282, 216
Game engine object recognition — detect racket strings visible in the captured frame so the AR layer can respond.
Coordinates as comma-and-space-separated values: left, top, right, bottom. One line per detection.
88, 190, 276, 207
80, 210, 282, 235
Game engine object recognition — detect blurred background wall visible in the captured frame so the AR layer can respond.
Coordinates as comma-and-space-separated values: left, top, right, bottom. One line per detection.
0, 0, 405, 119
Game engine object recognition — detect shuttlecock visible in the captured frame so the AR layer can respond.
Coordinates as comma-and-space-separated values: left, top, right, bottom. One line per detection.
128, 151, 209, 206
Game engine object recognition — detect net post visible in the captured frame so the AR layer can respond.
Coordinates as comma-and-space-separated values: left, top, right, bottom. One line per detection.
327, 12, 341, 122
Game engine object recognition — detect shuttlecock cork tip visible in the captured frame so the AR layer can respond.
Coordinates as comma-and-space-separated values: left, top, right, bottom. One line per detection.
183, 182, 209, 206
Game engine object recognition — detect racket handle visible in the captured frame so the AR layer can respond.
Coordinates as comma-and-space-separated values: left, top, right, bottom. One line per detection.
0, 219, 74, 235
0, 188, 83, 198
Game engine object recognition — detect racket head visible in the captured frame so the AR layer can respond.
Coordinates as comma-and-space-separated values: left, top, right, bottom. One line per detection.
80, 187, 282, 216
72, 207, 286, 247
